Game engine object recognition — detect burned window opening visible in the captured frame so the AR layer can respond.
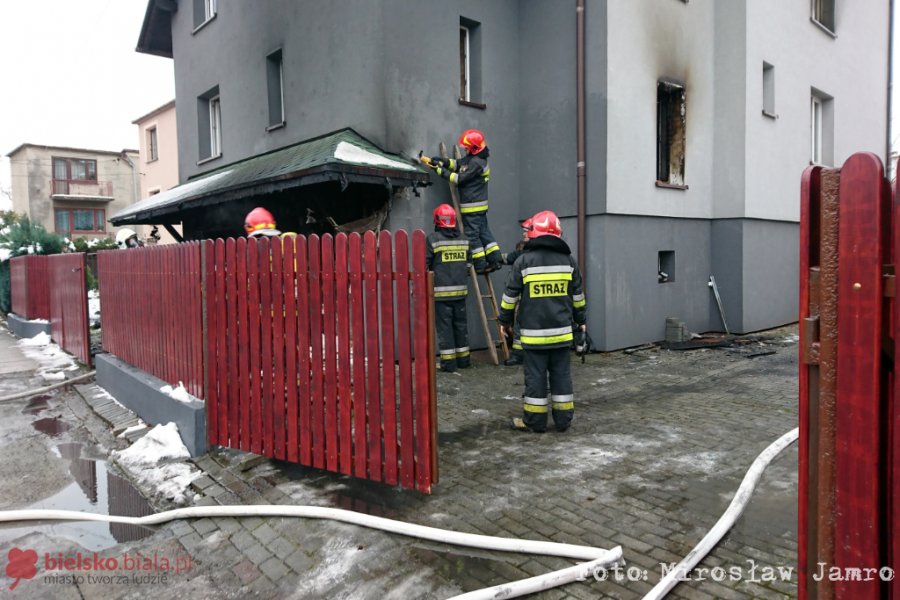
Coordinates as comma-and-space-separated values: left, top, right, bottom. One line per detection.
656, 80, 686, 187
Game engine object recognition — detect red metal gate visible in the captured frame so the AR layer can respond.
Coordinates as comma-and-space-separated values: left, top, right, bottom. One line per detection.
203, 231, 438, 493
48, 253, 91, 366
799, 152, 898, 599
10, 255, 51, 321
97, 243, 205, 398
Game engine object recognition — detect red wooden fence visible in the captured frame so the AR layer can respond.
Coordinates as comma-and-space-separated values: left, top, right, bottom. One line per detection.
47, 253, 91, 366
97, 243, 205, 399
203, 231, 438, 493
10, 255, 51, 321
799, 152, 898, 599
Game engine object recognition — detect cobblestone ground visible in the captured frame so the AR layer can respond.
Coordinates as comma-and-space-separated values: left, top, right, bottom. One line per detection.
0, 326, 799, 599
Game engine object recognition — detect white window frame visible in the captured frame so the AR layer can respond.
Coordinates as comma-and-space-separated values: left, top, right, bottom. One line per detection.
460, 25, 470, 102
205, 0, 217, 21
147, 126, 158, 162
209, 96, 222, 158
811, 96, 823, 165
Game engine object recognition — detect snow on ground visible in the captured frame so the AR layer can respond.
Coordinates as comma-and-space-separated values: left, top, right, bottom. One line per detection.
160, 382, 197, 404
17, 331, 76, 380
112, 423, 201, 504
87, 289, 100, 322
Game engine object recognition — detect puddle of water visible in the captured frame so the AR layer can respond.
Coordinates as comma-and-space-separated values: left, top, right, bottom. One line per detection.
22, 395, 52, 415
32, 417, 71, 437
0, 443, 155, 550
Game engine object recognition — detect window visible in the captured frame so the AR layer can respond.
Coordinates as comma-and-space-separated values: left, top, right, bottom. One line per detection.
193, 0, 216, 29
656, 80, 686, 187
266, 49, 285, 129
811, 0, 835, 33
147, 127, 158, 162
762, 62, 776, 117
52, 157, 97, 182
811, 89, 834, 166
197, 86, 222, 162
54, 208, 105, 235
459, 17, 483, 107
658, 251, 675, 283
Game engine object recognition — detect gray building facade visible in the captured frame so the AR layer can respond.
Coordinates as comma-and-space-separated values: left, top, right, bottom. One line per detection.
136, 0, 890, 350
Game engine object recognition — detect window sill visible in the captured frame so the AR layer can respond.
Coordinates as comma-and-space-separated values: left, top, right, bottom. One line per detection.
266, 121, 286, 132
655, 181, 689, 191
761, 110, 778, 119
809, 17, 836, 38
458, 98, 487, 110
197, 153, 222, 166
192, 14, 217, 35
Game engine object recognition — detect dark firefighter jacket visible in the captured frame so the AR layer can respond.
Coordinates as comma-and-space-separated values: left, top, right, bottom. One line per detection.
498, 235, 586, 349
426, 227, 472, 301
439, 148, 490, 215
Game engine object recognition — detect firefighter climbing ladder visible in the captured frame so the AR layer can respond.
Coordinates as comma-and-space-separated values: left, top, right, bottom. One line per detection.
438, 142, 509, 366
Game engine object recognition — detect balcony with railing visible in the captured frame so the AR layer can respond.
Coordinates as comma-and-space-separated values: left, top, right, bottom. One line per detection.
51, 178, 114, 200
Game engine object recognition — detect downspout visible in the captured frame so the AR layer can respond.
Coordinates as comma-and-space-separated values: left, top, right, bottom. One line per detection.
576, 0, 587, 283
887, 0, 895, 177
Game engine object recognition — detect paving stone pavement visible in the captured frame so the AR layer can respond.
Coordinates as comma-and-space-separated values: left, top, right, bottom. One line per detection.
0, 325, 800, 599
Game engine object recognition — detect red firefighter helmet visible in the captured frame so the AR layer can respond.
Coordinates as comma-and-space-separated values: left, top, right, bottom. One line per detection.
527, 210, 562, 239
433, 203, 457, 228
458, 129, 486, 155
520, 217, 533, 232
244, 207, 280, 237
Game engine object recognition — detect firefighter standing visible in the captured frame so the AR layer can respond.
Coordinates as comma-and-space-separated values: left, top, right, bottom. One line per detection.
498, 210, 587, 433
424, 130, 502, 274
426, 204, 472, 373
244, 207, 297, 238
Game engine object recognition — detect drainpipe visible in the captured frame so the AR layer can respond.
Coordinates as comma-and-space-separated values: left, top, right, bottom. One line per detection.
576, 0, 587, 287
887, 0, 895, 177
119, 151, 141, 234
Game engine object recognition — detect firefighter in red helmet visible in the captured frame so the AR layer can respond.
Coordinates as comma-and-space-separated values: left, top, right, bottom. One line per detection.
499, 217, 533, 366
426, 203, 473, 372
423, 129, 502, 274
498, 210, 587, 432
244, 207, 282, 237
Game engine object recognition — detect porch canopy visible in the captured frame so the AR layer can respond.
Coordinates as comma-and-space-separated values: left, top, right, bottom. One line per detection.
110, 128, 430, 228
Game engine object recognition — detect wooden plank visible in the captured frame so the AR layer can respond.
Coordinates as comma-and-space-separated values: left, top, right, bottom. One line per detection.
322, 234, 338, 471
258, 237, 274, 458
834, 152, 885, 600
335, 234, 353, 476
379, 231, 398, 485
225, 238, 238, 447
309, 235, 325, 469
235, 237, 250, 452
364, 231, 382, 481
296, 236, 312, 465
427, 270, 439, 484
394, 232, 415, 489
247, 238, 262, 455
191, 244, 204, 398
893, 174, 900, 600
215, 240, 229, 446
349, 233, 367, 478
283, 236, 300, 463
272, 238, 287, 460
203, 242, 217, 444
412, 231, 433, 493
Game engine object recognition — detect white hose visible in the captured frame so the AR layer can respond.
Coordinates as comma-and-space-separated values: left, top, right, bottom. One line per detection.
0, 504, 615, 562
0, 371, 96, 403
446, 551, 623, 600
642, 427, 799, 600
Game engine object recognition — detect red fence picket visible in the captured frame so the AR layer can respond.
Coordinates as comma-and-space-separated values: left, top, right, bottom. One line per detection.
97, 244, 204, 398
47, 253, 90, 366
202, 232, 438, 493
799, 153, 897, 599
10, 255, 51, 321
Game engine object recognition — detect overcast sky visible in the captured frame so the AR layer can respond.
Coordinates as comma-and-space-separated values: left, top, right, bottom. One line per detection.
0, 0, 175, 207
0, 2, 898, 207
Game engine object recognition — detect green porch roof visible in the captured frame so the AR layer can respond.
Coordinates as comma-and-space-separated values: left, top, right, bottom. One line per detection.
111, 128, 430, 225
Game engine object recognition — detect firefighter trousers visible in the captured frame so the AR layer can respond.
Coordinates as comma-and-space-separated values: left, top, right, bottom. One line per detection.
462, 213, 502, 271
522, 347, 574, 432
435, 299, 470, 371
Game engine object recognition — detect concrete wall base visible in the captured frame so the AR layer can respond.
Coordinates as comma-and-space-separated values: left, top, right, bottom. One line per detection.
95, 353, 206, 456
7, 313, 51, 339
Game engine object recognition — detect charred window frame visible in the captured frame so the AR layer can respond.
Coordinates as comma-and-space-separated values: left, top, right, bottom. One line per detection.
656, 80, 687, 188
811, 0, 836, 35
459, 17, 484, 109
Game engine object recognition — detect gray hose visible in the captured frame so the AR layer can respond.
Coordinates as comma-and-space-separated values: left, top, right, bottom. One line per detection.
0, 371, 96, 403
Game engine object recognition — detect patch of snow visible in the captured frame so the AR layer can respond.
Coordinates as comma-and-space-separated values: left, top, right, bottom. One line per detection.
160, 382, 197, 404
112, 423, 200, 504
27, 318, 49, 325
17, 333, 76, 372
116, 423, 190, 465
502, 395, 519, 400
87, 290, 100, 320
117, 423, 148, 439
470, 408, 490, 416
19, 332, 52, 347
333, 141, 418, 172
0, 248, 10, 262
40, 371, 65, 381
594, 378, 613, 385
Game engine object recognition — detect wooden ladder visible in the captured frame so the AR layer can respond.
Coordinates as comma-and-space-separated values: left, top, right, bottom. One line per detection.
439, 142, 510, 365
